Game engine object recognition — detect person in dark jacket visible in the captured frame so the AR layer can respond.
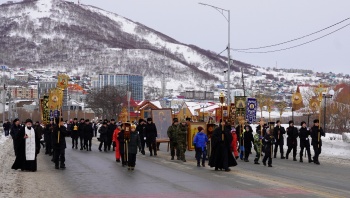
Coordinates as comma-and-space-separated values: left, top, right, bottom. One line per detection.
310, 119, 325, 165
83, 119, 93, 151
262, 128, 275, 167
11, 119, 41, 172
98, 122, 108, 152
242, 124, 254, 162
34, 121, 44, 151
145, 118, 158, 156
286, 120, 298, 161
209, 120, 237, 172
193, 126, 208, 167
52, 118, 68, 169
70, 118, 79, 149
256, 120, 268, 154
273, 120, 286, 159
117, 124, 126, 166
127, 124, 141, 171
3, 119, 11, 136
299, 121, 313, 163
136, 119, 146, 155
10, 118, 21, 156
44, 119, 54, 156
167, 118, 179, 160
107, 119, 117, 151
78, 118, 85, 150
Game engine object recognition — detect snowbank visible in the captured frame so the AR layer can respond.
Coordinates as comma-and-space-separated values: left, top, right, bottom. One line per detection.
342, 133, 350, 143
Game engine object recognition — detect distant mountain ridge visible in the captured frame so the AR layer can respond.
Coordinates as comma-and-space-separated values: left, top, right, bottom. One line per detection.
0, 0, 259, 96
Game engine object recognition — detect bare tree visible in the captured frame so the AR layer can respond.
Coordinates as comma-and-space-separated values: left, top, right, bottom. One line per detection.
255, 93, 267, 119
86, 86, 128, 119
276, 101, 288, 120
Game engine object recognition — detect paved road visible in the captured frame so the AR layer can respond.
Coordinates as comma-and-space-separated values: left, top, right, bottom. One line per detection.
41, 138, 350, 198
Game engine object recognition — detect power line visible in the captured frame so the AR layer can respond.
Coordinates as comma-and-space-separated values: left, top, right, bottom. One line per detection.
232, 22, 350, 54
231, 17, 350, 51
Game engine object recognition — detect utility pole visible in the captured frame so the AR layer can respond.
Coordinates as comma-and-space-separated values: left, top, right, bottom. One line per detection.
199, 3, 231, 104
241, 67, 245, 96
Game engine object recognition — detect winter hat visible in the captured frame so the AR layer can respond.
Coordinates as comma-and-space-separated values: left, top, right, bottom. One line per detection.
301, 121, 306, 126
139, 119, 145, 124
288, 120, 294, 125
313, 119, 319, 123
110, 119, 115, 121
102, 121, 107, 125
147, 117, 152, 122
25, 119, 33, 124
13, 118, 19, 123
173, 118, 178, 123
198, 126, 204, 132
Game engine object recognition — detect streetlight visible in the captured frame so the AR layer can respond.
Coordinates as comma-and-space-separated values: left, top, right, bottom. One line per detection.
322, 89, 334, 133
199, 3, 231, 105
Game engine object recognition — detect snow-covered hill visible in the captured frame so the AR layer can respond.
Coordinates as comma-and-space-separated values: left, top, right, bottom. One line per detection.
0, 0, 259, 97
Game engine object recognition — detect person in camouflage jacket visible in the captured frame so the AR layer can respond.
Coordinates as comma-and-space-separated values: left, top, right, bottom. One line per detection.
253, 133, 262, 164
177, 119, 188, 162
167, 118, 180, 160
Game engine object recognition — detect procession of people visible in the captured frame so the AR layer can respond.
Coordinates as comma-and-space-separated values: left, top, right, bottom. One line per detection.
7, 116, 326, 173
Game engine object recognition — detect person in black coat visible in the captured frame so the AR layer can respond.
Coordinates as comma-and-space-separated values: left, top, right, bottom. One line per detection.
83, 119, 94, 151
117, 126, 126, 166
10, 118, 22, 156
145, 118, 158, 156
3, 119, 11, 136
98, 122, 108, 152
286, 120, 298, 161
78, 118, 85, 150
262, 128, 275, 167
107, 119, 117, 151
70, 118, 79, 149
242, 124, 254, 162
52, 118, 68, 169
209, 120, 237, 172
44, 119, 54, 156
299, 121, 313, 163
310, 119, 325, 165
11, 119, 41, 172
136, 119, 146, 155
273, 120, 286, 159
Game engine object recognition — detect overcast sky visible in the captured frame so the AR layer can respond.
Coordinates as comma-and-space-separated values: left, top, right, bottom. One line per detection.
2, 0, 349, 74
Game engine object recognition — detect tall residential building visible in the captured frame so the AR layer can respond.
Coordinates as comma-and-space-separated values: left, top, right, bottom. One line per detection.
8, 86, 38, 99
93, 74, 144, 101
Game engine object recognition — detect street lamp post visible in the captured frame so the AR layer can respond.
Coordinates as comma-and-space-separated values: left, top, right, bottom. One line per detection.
199, 3, 231, 105
322, 89, 334, 133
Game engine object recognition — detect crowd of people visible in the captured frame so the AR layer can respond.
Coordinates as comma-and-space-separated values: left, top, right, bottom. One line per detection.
4, 116, 325, 173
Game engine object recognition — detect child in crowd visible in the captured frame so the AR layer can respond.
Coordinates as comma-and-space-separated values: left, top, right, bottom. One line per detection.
193, 126, 209, 167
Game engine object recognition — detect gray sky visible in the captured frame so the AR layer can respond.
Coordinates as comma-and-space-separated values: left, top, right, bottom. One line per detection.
2, 0, 349, 74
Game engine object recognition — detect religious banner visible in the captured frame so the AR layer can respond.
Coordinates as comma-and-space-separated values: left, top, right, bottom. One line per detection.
235, 96, 247, 119
246, 98, 257, 124
229, 103, 236, 124
42, 96, 50, 123
57, 74, 70, 89
48, 88, 64, 110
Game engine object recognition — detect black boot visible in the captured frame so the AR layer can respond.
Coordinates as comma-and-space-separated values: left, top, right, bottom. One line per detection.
60, 163, 66, 169
273, 152, 277, 158
55, 163, 59, 169
308, 155, 313, 163
293, 157, 297, 161
300, 156, 303, 163
171, 156, 174, 160
286, 152, 289, 159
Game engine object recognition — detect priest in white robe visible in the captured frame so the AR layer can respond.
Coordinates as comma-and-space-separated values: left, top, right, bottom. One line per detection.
12, 119, 41, 172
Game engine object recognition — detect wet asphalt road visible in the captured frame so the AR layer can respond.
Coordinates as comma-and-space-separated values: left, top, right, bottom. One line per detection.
42, 138, 350, 198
